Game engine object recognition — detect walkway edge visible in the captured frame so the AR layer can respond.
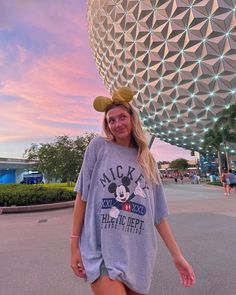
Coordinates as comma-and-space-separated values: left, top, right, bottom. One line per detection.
0, 200, 75, 214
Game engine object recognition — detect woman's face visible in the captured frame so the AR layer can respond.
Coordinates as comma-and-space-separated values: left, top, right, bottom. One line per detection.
106, 106, 133, 145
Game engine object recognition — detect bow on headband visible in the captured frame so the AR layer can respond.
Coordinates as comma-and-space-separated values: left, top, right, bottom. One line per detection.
93, 87, 134, 112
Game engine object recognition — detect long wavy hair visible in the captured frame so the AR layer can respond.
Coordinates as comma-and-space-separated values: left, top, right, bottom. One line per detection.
103, 102, 160, 184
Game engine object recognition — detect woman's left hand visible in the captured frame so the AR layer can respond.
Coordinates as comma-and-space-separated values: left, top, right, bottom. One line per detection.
173, 255, 196, 287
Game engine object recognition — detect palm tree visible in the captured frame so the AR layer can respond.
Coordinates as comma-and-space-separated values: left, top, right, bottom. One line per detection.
219, 127, 236, 170
214, 104, 236, 131
213, 105, 236, 169
202, 129, 223, 176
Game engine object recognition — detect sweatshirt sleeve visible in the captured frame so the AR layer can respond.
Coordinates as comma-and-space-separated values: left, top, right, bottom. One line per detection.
153, 182, 169, 225
74, 136, 101, 201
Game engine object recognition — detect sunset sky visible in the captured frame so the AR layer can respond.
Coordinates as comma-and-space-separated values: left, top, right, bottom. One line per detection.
0, 0, 195, 162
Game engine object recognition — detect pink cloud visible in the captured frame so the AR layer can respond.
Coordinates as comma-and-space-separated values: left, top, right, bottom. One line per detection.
151, 138, 195, 162
0, 0, 109, 146
2, 1, 88, 48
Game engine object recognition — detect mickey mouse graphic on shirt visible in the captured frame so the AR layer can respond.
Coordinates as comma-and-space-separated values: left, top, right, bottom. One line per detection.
108, 176, 146, 218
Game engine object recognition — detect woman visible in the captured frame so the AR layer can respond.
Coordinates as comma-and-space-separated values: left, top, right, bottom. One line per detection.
71, 87, 195, 295
228, 169, 236, 195
221, 169, 230, 196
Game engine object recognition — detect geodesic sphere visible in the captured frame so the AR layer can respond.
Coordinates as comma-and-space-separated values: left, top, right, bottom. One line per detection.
87, 0, 236, 152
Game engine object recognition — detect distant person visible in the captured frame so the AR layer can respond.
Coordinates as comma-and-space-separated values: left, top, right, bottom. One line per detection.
174, 173, 178, 184
189, 173, 192, 183
190, 173, 195, 184
180, 174, 184, 184
196, 175, 200, 184
70, 87, 195, 295
228, 169, 236, 195
221, 169, 230, 196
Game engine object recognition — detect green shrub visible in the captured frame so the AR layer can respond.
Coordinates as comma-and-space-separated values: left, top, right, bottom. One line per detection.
207, 181, 222, 186
0, 184, 76, 206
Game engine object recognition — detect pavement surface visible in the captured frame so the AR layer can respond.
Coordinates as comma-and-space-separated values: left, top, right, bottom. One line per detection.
1, 181, 236, 295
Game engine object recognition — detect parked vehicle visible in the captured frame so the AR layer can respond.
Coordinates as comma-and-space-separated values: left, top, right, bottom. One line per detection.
21, 172, 43, 184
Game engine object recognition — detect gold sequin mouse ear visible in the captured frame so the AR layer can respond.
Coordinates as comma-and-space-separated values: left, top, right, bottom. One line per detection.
93, 96, 112, 112
112, 87, 134, 103
93, 87, 134, 112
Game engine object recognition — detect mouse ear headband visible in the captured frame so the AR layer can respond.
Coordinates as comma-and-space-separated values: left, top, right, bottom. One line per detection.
93, 87, 134, 112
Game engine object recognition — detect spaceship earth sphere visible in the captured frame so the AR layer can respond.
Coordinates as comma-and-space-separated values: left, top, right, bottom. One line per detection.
87, 0, 236, 152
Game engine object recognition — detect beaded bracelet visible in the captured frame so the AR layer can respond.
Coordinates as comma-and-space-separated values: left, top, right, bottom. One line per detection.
71, 235, 80, 239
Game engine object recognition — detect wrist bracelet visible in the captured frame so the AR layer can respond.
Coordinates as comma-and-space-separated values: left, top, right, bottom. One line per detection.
71, 235, 80, 239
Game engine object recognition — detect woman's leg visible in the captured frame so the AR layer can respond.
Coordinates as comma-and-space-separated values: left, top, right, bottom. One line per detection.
91, 275, 127, 295
125, 285, 144, 295
223, 183, 227, 194
227, 184, 230, 196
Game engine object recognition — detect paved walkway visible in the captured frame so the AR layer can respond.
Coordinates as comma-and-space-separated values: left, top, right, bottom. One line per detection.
1, 183, 236, 295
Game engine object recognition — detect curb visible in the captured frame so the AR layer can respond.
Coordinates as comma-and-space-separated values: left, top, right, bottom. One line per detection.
202, 183, 223, 190
0, 200, 75, 214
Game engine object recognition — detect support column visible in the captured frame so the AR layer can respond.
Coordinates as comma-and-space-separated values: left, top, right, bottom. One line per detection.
145, 132, 155, 149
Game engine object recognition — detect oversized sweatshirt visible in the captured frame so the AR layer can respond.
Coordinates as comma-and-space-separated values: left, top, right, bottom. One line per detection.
74, 136, 169, 293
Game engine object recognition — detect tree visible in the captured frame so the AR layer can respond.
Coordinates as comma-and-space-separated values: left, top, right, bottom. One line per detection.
73, 133, 97, 176
214, 104, 236, 132
24, 143, 58, 182
170, 158, 189, 171
202, 127, 236, 171
202, 129, 223, 176
24, 133, 96, 183
213, 105, 236, 169
219, 127, 236, 170
54, 135, 78, 184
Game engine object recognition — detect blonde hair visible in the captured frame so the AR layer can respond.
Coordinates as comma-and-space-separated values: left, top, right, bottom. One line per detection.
103, 103, 160, 184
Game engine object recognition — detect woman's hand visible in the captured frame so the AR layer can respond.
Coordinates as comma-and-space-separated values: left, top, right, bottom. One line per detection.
173, 255, 196, 287
70, 243, 86, 278
70, 193, 87, 278
156, 218, 195, 288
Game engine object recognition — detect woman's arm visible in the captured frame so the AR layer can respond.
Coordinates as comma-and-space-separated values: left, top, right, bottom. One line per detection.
156, 218, 196, 287
71, 192, 86, 237
70, 192, 86, 278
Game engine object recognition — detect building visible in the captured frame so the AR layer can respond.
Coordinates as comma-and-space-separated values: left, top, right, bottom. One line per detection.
87, 1, 236, 154
159, 160, 198, 177
0, 158, 36, 184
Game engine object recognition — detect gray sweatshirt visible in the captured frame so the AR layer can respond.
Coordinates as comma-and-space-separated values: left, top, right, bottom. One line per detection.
74, 136, 168, 293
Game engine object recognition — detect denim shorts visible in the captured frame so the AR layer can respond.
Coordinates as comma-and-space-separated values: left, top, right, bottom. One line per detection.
100, 261, 108, 277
